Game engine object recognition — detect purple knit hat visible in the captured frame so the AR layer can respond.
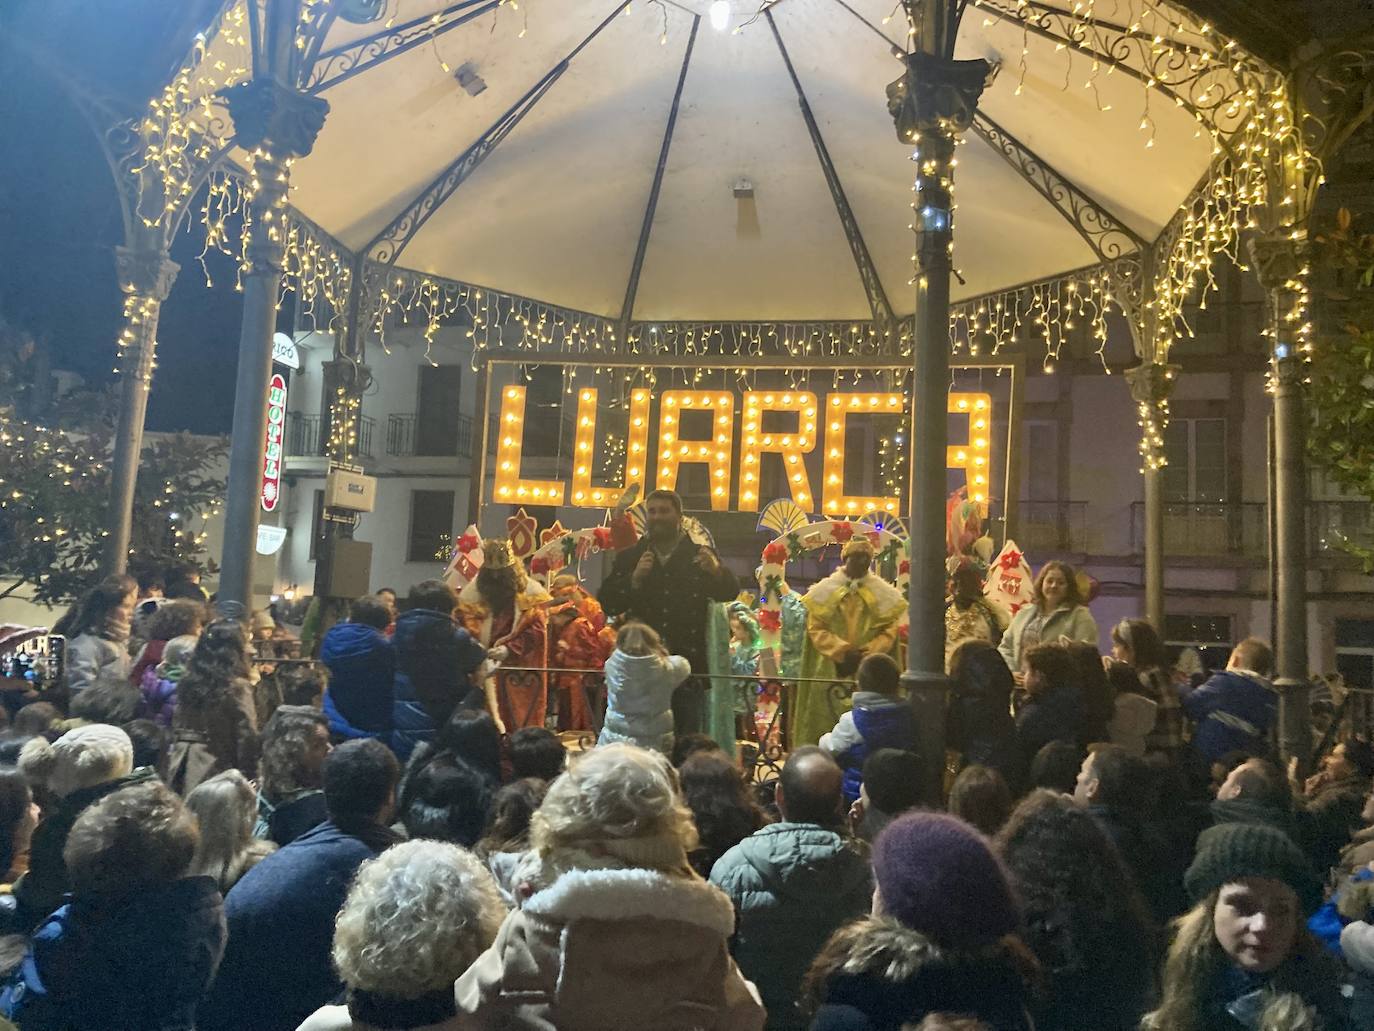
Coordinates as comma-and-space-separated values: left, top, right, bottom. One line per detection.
872, 811, 1021, 950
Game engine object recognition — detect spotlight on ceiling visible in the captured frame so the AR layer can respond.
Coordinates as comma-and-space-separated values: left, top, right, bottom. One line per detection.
709, 1, 730, 32
455, 63, 487, 97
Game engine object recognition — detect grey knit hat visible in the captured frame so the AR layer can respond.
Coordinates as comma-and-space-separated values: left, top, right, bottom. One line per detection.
1186, 822, 1321, 913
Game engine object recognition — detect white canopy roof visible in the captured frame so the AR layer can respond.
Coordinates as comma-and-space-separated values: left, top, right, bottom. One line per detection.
268, 0, 1223, 323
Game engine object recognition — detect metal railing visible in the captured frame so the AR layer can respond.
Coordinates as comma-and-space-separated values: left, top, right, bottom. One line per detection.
492, 666, 855, 782
1129, 501, 1266, 557
1309, 501, 1374, 563
286, 412, 375, 459
1017, 500, 1089, 552
385, 413, 474, 457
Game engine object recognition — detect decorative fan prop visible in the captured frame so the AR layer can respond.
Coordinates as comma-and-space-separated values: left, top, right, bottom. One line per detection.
860, 510, 907, 538
756, 498, 811, 537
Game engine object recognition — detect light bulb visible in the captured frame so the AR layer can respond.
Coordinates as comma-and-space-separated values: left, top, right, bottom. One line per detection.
709, 0, 730, 31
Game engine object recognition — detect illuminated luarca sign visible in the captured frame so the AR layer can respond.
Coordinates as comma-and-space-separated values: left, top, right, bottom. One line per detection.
491, 386, 993, 515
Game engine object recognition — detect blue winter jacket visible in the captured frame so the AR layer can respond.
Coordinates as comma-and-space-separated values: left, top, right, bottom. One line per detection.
197, 819, 398, 1031
319, 621, 396, 739
839, 698, 914, 804
1181, 670, 1278, 763
389, 608, 484, 760
0, 876, 226, 1031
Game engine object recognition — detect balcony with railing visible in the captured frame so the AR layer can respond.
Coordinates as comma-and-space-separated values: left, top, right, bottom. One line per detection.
1016, 501, 1090, 553
286, 412, 375, 460
385, 413, 474, 457
1129, 501, 1266, 558
1310, 501, 1374, 564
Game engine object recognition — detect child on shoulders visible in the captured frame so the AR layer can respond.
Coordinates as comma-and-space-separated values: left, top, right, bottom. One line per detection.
820, 653, 913, 804
598, 622, 691, 755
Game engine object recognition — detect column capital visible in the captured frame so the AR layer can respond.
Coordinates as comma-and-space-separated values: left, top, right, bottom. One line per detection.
225, 79, 330, 159
1124, 361, 1180, 405
886, 52, 990, 143
1247, 231, 1312, 295
114, 247, 179, 301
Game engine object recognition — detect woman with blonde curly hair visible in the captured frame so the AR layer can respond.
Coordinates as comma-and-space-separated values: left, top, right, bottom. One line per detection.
298, 840, 506, 1031
1144, 822, 1349, 1030
453, 743, 765, 1030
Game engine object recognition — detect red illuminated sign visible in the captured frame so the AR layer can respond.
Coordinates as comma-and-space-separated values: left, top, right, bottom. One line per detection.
261, 372, 287, 512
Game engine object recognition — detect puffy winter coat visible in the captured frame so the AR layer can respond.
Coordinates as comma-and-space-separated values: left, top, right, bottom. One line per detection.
0, 876, 226, 1031
139, 665, 179, 727
320, 622, 397, 740
710, 823, 873, 1030
392, 609, 485, 729
597, 650, 692, 753
64, 634, 129, 695
1182, 669, 1278, 763
823, 692, 914, 804
1013, 685, 1084, 786
198, 819, 400, 1031
451, 866, 765, 1031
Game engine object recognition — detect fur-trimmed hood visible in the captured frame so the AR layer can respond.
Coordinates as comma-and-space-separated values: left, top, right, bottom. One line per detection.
802, 569, 905, 617
805, 917, 1034, 1031
452, 866, 765, 1031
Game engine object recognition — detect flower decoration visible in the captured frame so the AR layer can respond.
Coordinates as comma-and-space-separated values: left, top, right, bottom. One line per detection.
762, 540, 789, 566
530, 555, 550, 576
757, 609, 781, 633
830, 521, 855, 544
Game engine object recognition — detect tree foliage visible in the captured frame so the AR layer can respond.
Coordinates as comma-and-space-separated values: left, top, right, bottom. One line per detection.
0, 318, 226, 604
1309, 208, 1374, 572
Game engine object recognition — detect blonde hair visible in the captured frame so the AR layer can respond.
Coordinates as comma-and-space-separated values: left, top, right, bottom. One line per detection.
332, 840, 505, 997
532, 743, 698, 858
185, 770, 270, 892
615, 621, 665, 658
1145, 892, 1332, 1031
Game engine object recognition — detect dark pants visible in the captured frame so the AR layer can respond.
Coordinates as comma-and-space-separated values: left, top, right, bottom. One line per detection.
671, 677, 707, 737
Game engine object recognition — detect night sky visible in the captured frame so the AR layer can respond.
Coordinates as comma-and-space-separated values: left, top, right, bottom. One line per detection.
0, 2, 246, 435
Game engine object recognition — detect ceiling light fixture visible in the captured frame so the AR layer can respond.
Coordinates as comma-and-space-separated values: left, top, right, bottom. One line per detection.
709, 1, 730, 32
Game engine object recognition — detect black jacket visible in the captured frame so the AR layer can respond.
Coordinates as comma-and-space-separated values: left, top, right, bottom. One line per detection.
598, 534, 739, 673
12, 767, 160, 930
392, 608, 485, 729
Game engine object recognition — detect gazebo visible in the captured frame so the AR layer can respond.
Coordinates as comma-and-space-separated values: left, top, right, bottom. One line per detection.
20, 0, 1374, 793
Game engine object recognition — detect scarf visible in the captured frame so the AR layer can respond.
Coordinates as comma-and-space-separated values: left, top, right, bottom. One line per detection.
102, 610, 131, 644
348, 986, 456, 1029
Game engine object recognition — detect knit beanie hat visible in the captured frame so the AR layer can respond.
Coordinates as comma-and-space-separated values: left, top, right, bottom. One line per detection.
1186, 822, 1321, 913
19, 724, 134, 798
873, 812, 1021, 950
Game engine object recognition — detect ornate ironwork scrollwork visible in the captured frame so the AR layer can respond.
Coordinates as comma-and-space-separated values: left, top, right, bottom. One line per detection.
970, 112, 1147, 264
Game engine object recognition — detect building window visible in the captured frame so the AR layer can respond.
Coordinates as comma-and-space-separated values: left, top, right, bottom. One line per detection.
1163, 418, 1227, 504
309, 489, 325, 561
1163, 613, 1233, 679
1023, 420, 1058, 502
408, 490, 455, 563
415, 365, 463, 456
1336, 618, 1374, 691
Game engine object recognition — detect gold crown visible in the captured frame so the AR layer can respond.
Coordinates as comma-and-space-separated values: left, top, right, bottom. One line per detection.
841, 537, 875, 559
482, 538, 516, 570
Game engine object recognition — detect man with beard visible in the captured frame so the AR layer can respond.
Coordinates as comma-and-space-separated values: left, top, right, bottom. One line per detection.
598, 489, 739, 735
457, 539, 552, 734
794, 537, 904, 747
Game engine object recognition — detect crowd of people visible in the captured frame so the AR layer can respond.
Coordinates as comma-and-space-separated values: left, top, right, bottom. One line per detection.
0, 499, 1369, 1029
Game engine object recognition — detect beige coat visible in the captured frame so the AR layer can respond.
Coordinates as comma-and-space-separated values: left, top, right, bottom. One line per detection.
450, 866, 766, 1031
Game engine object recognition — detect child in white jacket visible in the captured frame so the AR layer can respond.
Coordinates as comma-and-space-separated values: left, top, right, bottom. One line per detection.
597, 622, 691, 755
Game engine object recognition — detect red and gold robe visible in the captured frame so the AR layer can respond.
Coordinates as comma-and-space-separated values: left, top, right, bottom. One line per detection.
457, 579, 552, 732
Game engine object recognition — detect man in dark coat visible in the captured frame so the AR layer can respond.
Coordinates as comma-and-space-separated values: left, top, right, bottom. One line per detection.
197, 740, 402, 1031
598, 489, 739, 735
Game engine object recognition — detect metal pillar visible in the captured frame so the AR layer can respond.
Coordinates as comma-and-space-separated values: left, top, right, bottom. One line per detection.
217, 0, 329, 607
1250, 232, 1312, 769
101, 246, 179, 576
887, 26, 988, 803
219, 151, 290, 607
1125, 361, 1177, 632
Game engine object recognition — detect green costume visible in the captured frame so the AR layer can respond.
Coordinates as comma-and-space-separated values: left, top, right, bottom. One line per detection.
793, 570, 905, 746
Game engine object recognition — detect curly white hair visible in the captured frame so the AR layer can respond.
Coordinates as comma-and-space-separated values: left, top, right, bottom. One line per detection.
332, 840, 506, 997
532, 743, 698, 855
